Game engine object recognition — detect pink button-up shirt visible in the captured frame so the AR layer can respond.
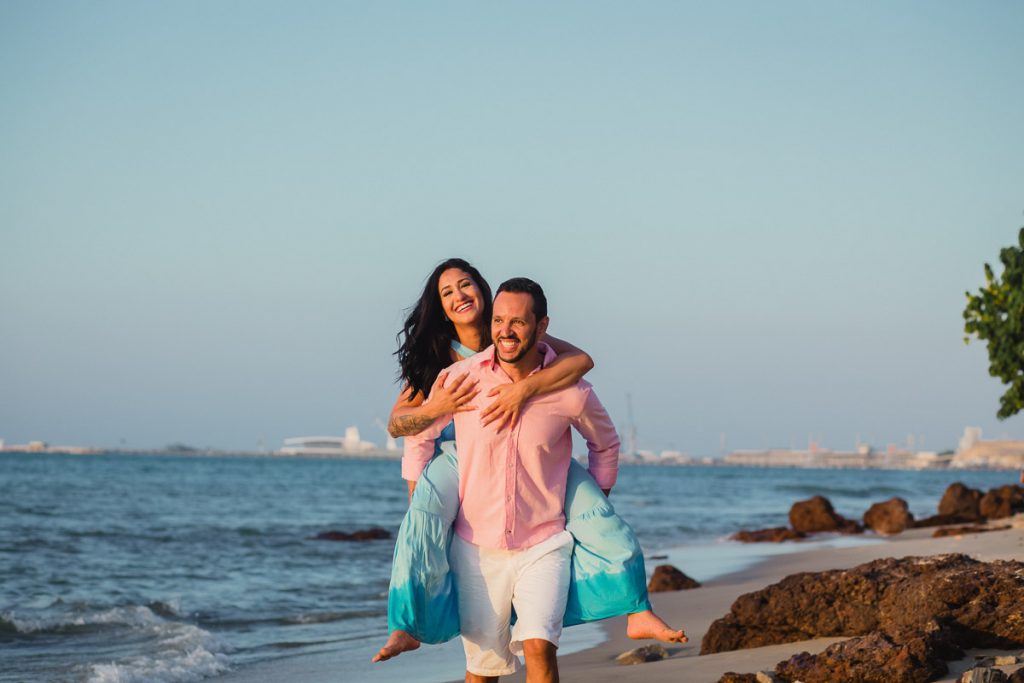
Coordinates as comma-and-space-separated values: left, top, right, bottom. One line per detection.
403, 344, 620, 550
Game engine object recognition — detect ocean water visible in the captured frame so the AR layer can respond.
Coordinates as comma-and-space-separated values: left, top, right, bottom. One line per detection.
0, 452, 1015, 682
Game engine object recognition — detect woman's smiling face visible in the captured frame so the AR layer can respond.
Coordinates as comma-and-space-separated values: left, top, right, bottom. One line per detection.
437, 268, 484, 327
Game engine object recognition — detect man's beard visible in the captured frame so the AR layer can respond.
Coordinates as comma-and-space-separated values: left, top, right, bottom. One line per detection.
495, 329, 537, 364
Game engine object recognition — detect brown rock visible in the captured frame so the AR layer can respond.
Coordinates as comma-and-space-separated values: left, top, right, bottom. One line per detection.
701, 554, 1024, 655
647, 564, 701, 592
1008, 668, 1024, 683
775, 630, 948, 683
932, 525, 1011, 538
863, 497, 915, 535
717, 674, 758, 683
731, 527, 807, 543
914, 513, 980, 528
615, 644, 667, 665
314, 527, 390, 541
960, 668, 1009, 683
889, 619, 966, 663
980, 485, 1024, 520
789, 495, 863, 534
939, 482, 984, 520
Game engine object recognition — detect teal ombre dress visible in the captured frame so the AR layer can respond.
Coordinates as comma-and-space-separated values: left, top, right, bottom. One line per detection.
386, 345, 651, 643
385, 427, 462, 643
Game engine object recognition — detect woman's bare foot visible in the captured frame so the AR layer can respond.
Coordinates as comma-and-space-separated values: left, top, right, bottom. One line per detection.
372, 629, 421, 662
626, 609, 688, 643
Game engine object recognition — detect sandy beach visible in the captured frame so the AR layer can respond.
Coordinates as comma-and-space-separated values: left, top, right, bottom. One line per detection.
518, 519, 1024, 683
216, 515, 1024, 682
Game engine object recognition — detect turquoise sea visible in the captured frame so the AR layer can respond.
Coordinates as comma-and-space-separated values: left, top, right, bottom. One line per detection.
0, 452, 1015, 682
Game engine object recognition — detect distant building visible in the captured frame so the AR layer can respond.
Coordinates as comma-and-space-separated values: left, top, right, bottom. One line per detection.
658, 450, 693, 465
723, 445, 950, 470
959, 426, 982, 452
951, 427, 1024, 469
279, 426, 378, 456
723, 449, 812, 467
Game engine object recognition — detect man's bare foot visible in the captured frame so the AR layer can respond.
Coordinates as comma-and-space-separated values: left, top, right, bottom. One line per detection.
372, 629, 421, 662
626, 609, 688, 643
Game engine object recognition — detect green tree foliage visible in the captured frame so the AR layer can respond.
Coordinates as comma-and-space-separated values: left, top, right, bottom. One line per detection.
964, 227, 1024, 419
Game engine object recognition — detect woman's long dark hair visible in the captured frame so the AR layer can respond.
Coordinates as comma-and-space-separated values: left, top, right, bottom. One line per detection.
396, 258, 493, 400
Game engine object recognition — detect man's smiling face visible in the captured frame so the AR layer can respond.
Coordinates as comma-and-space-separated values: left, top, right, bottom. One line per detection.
491, 291, 547, 365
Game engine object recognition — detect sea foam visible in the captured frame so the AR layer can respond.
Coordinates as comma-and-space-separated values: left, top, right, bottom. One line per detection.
85, 617, 230, 683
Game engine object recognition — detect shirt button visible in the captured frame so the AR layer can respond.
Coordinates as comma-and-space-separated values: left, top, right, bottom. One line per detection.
505, 529, 511, 534
506, 495, 512, 501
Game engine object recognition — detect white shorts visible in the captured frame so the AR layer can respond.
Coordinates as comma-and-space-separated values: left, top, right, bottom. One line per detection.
449, 530, 574, 677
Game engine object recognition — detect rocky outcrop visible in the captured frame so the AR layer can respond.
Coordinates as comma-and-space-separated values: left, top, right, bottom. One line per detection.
863, 497, 915, 535
719, 671, 780, 683
938, 483, 984, 520
647, 564, 701, 592
961, 669, 1011, 683
980, 485, 1024, 520
731, 527, 806, 543
314, 527, 390, 541
701, 554, 1024, 655
775, 627, 954, 683
789, 496, 862, 534
932, 524, 1011, 538
914, 513, 980, 528
717, 674, 759, 683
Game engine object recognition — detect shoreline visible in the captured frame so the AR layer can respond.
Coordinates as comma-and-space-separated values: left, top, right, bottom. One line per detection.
215, 519, 1024, 683
3, 450, 1021, 472
508, 519, 1024, 683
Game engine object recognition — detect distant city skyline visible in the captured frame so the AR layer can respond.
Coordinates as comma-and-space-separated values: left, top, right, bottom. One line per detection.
3, 2, 1024, 455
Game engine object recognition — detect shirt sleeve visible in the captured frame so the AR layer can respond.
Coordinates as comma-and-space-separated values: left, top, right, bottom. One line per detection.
400, 410, 454, 481
570, 388, 620, 490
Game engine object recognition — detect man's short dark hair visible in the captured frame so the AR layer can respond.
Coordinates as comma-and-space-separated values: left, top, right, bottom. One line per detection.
496, 277, 547, 320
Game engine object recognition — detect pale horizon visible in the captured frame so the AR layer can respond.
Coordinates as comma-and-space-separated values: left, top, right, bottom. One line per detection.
3, 1, 1024, 455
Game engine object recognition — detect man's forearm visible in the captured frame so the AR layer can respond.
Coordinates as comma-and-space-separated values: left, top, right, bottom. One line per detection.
575, 390, 620, 490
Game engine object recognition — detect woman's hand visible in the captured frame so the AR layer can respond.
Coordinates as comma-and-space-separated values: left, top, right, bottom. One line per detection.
428, 370, 480, 417
480, 382, 536, 432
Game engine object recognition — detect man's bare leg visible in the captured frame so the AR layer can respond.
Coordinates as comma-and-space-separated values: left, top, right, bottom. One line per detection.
372, 629, 420, 662
465, 673, 498, 683
626, 609, 688, 643
522, 638, 558, 683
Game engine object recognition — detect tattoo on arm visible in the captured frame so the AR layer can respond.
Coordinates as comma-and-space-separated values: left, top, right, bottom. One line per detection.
388, 414, 436, 437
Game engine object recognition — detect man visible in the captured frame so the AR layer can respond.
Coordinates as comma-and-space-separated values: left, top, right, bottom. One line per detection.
402, 277, 620, 682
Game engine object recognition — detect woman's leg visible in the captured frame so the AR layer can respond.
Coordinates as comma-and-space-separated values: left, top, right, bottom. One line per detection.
375, 446, 461, 661
563, 459, 686, 643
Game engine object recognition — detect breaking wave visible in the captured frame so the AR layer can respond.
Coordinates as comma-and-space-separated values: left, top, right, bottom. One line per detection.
2, 605, 230, 682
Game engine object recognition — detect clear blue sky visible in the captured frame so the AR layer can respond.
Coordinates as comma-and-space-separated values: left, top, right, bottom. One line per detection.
3, 1, 1023, 455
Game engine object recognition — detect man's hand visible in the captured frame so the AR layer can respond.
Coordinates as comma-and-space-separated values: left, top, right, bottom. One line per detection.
480, 382, 535, 432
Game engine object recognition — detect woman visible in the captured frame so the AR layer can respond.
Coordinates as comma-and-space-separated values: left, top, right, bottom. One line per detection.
374, 258, 685, 663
